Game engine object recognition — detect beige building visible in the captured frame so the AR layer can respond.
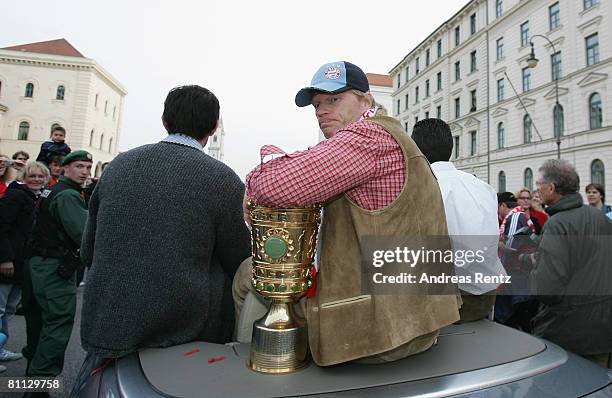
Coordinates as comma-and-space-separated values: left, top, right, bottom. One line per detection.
390, 0, 610, 196
0, 39, 126, 176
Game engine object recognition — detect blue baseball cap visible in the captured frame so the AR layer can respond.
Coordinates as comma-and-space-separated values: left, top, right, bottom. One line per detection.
295, 61, 370, 107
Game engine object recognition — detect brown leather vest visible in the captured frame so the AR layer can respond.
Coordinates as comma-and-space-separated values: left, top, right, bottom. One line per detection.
306, 115, 460, 366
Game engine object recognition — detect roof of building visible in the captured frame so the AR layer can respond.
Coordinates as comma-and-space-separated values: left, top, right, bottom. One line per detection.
366, 73, 392, 88
1, 38, 85, 58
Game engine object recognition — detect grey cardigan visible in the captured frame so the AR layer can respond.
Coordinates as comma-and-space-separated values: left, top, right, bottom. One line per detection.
80, 141, 251, 358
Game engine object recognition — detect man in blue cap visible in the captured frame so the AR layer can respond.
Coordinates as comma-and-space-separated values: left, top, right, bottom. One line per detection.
23, 150, 92, 386
236, 61, 460, 366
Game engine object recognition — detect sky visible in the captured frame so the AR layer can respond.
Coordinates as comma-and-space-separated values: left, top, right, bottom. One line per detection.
2, 0, 465, 179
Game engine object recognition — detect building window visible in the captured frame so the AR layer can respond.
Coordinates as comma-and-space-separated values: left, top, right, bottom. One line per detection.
109, 137, 113, 153
497, 78, 505, 102
104, 100, 108, 114
589, 93, 602, 129
425, 79, 430, 97
470, 13, 477, 35
100, 134, 104, 150
437, 72, 442, 91
496, 0, 503, 18
522, 67, 531, 92
554, 104, 564, 138
94, 94, 98, 108
18, 121, 29, 140
397, 75, 401, 89
455, 97, 461, 119
415, 86, 420, 103
455, 26, 460, 47
405, 66, 410, 81
584, 0, 599, 10
523, 115, 532, 143
437, 105, 442, 119
549, 2, 560, 30
425, 111, 430, 119
415, 116, 419, 124
56, 85, 65, 100
24, 83, 34, 98
405, 94, 409, 110
470, 131, 477, 156
404, 122, 409, 132
437, 39, 442, 58
496, 37, 504, 61
524, 168, 534, 191
520, 21, 530, 47
396, 99, 401, 114
89, 129, 94, 146
426, 49, 430, 67
455, 61, 461, 81
497, 122, 505, 149
591, 159, 605, 186
113, 106, 117, 119
416, 57, 420, 74
0, 81, 2, 97
498, 171, 506, 192
586, 33, 600, 66
551, 51, 562, 81
454, 136, 460, 158
470, 50, 477, 73
470, 90, 477, 112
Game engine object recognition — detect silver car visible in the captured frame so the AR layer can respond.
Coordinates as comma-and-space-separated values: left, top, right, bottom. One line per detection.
77, 318, 612, 397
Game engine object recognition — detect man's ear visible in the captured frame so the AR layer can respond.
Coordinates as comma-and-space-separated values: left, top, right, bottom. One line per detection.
162, 117, 168, 131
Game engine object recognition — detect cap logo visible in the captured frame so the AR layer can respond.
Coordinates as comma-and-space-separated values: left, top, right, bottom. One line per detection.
323, 66, 341, 80
86, 153, 92, 160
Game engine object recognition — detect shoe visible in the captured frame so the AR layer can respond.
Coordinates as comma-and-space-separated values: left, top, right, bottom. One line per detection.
0, 348, 23, 361
0, 364, 6, 373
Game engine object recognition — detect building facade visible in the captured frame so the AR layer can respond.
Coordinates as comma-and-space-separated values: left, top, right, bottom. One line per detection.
0, 39, 126, 176
208, 117, 226, 161
390, 0, 610, 196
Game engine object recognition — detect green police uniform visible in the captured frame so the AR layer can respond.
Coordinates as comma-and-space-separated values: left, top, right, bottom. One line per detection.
23, 167, 89, 377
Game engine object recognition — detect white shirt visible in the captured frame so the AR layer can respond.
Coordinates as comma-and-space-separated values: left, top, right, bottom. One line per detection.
431, 161, 507, 294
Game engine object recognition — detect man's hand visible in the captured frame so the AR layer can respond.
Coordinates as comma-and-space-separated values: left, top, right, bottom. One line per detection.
0, 261, 14, 277
1, 159, 25, 170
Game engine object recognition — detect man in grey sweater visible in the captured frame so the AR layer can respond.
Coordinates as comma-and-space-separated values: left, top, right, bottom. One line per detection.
72, 85, 251, 394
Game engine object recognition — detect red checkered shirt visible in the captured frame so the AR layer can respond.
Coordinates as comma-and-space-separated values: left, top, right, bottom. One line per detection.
246, 121, 405, 210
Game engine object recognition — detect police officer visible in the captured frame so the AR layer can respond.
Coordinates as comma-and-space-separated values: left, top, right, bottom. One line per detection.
22, 150, 92, 381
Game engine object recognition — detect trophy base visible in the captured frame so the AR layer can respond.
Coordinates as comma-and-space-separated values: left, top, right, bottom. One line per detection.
248, 300, 309, 374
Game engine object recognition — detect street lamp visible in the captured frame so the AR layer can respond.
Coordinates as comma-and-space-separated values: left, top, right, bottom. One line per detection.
527, 35, 561, 159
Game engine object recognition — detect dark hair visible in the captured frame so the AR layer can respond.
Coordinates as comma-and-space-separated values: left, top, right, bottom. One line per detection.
51, 126, 66, 135
48, 155, 64, 166
539, 159, 580, 195
411, 119, 453, 163
12, 150, 30, 160
162, 85, 220, 140
585, 183, 605, 200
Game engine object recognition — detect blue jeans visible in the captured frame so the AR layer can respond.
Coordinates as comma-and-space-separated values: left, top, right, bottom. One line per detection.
0, 283, 22, 348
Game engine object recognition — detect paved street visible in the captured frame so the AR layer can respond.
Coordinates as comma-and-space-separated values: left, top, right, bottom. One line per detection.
0, 286, 86, 397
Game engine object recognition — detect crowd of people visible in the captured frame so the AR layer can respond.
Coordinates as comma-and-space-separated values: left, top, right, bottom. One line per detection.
0, 61, 610, 397
0, 126, 96, 396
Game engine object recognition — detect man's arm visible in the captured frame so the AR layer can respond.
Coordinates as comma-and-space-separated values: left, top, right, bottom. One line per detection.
530, 226, 570, 304
215, 179, 252, 278
246, 123, 390, 207
80, 183, 99, 268
49, 190, 88, 248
